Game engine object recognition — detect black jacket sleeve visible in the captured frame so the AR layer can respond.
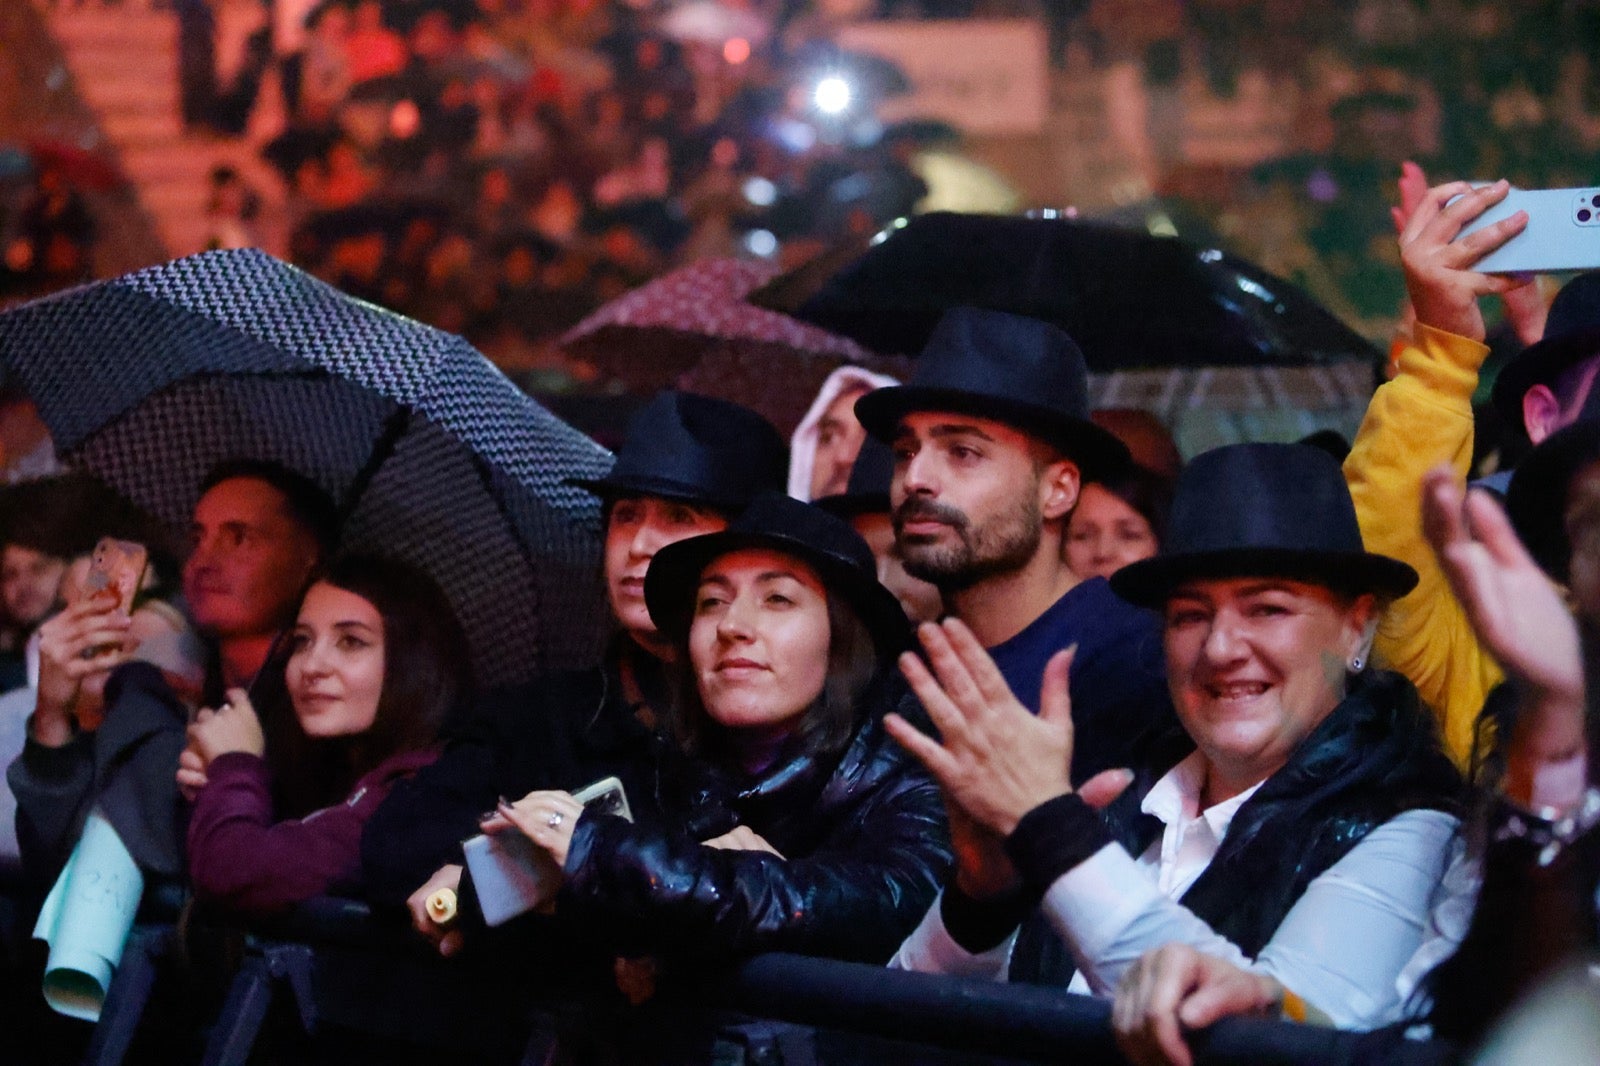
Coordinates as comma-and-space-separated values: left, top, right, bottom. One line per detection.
7, 724, 94, 893
361, 672, 640, 907
360, 729, 499, 906
559, 770, 951, 965
8, 662, 189, 891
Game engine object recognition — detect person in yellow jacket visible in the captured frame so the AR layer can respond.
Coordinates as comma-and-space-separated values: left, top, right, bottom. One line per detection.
1343, 177, 1545, 769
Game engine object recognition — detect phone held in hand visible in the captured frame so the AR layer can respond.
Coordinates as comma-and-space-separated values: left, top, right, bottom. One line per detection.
463, 777, 632, 928
80, 538, 148, 658
1453, 185, 1600, 274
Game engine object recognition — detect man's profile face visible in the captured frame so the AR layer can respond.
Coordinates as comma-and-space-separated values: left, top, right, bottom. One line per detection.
183, 477, 320, 639
888, 411, 1068, 591
809, 386, 871, 500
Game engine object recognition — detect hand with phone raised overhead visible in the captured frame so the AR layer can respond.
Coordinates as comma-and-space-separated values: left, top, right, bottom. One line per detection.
1398, 177, 1533, 343
1393, 162, 1551, 346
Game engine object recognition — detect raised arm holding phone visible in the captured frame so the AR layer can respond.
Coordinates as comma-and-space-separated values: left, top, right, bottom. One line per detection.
1342, 170, 1540, 767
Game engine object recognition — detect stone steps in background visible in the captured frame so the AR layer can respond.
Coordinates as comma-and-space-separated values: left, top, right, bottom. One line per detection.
43, 0, 287, 260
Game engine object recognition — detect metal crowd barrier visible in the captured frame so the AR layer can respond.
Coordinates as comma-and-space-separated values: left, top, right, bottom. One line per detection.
52, 898, 1461, 1066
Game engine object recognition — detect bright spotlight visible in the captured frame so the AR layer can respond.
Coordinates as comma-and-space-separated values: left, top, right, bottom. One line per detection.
742, 177, 777, 207
813, 76, 852, 115
744, 229, 779, 257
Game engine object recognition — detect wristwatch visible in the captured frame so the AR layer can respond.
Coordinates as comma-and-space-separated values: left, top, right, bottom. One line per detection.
1492, 786, 1600, 867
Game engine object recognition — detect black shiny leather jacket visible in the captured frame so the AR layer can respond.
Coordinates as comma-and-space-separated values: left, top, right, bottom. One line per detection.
560, 676, 952, 965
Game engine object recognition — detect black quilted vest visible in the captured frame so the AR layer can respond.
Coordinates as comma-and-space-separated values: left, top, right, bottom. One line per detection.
1011, 670, 1463, 985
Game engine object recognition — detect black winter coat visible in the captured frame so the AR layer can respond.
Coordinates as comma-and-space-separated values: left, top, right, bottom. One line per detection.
559, 674, 953, 966
361, 647, 668, 907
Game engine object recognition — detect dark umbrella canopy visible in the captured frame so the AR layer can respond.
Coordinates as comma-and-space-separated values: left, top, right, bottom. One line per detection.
0, 249, 614, 684
767, 212, 1380, 370
561, 257, 909, 435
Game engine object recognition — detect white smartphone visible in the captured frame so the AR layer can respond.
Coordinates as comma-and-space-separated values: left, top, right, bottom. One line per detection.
462, 776, 632, 928
1453, 185, 1600, 274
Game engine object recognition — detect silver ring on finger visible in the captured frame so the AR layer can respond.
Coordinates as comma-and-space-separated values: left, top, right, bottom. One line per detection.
546, 811, 564, 829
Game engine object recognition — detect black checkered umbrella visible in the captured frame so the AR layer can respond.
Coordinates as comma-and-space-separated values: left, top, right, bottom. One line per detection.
0, 249, 613, 685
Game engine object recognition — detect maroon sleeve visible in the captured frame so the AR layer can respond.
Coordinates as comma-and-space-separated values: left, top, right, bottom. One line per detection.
186, 750, 433, 916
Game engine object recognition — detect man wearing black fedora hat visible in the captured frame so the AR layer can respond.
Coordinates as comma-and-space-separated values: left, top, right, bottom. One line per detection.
855, 306, 1173, 782
888, 443, 1459, 1044
361, 390, 789, 953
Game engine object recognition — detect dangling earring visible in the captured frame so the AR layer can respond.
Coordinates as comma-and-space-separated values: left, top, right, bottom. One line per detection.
1350, 656, 1364, 672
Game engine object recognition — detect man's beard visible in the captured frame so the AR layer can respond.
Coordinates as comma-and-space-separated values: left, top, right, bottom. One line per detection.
893, 493, 1043, 592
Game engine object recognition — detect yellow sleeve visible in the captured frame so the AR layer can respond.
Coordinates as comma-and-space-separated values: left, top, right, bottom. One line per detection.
1343, 323, 1503, 769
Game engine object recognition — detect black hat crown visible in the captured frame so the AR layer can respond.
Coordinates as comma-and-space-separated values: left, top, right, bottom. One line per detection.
814, 436, 894, 518
854, 306, 1129, 479
568, 390, 787, 510
1507, 418, 1600, 581
644, 492, 909, 656
1110, 443, 1417, 606
1491, 270, 1600, 424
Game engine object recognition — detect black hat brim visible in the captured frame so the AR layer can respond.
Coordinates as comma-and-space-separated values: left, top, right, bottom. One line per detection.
644, 529, 911, 659
1109, 547, 1419, 608
813, 490, 890, 519
1491, 326, 1600, 426
1506, 419, 1600, 580
855, 386, 1131, 481
565, 471, 745, 511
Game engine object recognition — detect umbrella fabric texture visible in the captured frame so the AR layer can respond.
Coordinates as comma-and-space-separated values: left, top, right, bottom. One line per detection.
0, 249, 613, 684
770, 211, 1381, 370
560, 258, 909, 435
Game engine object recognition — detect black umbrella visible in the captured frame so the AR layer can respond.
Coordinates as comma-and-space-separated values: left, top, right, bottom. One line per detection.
761, 211, 1380, 370
0, 249, 614, 684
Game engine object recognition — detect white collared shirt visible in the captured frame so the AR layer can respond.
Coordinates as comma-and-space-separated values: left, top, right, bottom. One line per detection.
890, 755, 1461, 1030
1139, 750, 1262, 900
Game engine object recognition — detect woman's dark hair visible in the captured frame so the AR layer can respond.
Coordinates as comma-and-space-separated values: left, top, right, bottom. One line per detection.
667, 564, 878, 764
1080, 465, 1175, 545
261, 553, 472, 814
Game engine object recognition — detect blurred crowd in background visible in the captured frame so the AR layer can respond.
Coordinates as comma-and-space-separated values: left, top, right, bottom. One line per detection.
5, 0, 1600, 385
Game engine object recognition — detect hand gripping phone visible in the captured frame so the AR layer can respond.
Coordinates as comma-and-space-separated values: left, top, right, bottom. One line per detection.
1453, 185, 1600, 274
463, 777, 632, 927
80, 538, 148, 658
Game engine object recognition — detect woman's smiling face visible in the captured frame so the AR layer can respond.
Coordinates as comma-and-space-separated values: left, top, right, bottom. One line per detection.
1163, 576, 1374, 800
689, 548, 831, 742
285, 581, 387, 738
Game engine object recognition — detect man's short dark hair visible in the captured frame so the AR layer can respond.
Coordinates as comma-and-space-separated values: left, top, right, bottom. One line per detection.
199, 460, 339, 556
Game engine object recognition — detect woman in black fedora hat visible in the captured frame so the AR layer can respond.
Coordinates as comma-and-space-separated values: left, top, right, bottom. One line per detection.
360, 390, 789, 955
481, 493, 951, 968
884, 443, 1462, 1054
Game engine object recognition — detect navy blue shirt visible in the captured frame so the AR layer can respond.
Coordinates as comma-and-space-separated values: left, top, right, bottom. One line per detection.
987, 577, 1174, 781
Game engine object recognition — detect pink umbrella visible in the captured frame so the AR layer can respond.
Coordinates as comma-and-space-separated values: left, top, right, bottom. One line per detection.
561, 258, 909, 435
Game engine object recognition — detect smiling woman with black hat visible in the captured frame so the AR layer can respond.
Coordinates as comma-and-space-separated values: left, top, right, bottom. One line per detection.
482, 494, 951, 967
886, 442, 1462, 1049
360, 391, 790, 954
